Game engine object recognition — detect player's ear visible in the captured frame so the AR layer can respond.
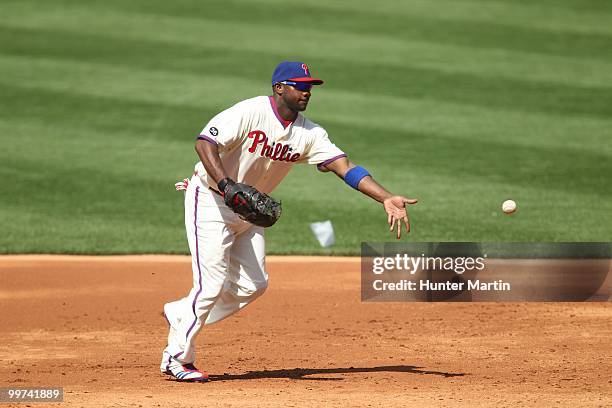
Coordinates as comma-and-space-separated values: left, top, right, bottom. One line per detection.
273, 83, 284, 95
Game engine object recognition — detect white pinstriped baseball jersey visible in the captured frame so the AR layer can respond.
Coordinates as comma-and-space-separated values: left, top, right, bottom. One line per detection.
195, 95, 346, 193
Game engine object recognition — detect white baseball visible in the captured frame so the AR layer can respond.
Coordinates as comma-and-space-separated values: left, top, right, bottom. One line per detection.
502, 199, 517, 214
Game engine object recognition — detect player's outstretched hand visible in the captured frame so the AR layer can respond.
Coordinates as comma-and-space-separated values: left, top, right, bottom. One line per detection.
383, 196, 418, 239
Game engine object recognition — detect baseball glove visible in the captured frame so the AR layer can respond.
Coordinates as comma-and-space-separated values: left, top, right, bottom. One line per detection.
223, 182, 282, 227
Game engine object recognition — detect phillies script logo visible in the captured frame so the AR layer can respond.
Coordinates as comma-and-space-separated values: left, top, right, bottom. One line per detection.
247, 130, 301, 162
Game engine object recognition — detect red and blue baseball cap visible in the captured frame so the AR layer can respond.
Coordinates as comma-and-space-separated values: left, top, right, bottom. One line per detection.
271, 61, 324, 85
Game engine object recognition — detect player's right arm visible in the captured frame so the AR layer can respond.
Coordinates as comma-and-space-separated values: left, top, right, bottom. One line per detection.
194, 139, 228, 186
194, 99, 251, 190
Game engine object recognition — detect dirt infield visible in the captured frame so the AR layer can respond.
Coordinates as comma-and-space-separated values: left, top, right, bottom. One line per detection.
1, 256, 610, 407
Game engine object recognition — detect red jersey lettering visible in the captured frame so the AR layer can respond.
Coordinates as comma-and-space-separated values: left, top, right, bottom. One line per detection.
247, 130, 301, 162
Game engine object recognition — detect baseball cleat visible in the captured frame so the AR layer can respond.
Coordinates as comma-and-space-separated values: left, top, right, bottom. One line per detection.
164, 363, 209, 382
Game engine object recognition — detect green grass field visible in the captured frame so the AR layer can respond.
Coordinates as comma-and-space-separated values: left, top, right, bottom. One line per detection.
1, 0, 611, 254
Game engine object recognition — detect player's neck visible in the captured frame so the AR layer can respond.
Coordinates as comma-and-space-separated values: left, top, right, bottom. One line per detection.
272, 95, 298, 122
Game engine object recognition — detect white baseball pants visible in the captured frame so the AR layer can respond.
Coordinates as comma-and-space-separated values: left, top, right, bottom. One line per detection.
162, 175, 268, 366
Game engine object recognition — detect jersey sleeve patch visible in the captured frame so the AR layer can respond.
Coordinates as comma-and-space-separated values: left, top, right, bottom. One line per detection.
199, 102, 249, 149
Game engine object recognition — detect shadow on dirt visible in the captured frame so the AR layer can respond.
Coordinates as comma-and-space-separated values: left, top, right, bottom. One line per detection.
208, 365, 465, 381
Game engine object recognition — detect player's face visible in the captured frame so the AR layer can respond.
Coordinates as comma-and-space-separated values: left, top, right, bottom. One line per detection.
281, 83, 312, 112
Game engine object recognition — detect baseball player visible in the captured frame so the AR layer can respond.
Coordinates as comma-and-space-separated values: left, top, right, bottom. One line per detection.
161, 61, 418, 382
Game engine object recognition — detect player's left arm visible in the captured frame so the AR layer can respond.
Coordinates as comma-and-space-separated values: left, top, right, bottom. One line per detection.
322, 157, 417, 239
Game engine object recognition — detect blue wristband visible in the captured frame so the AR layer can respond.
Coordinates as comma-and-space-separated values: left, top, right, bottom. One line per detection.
344, 166, 370, 190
